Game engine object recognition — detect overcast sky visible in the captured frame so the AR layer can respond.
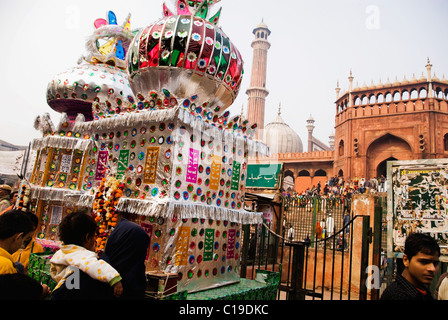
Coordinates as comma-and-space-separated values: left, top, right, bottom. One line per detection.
1, 0, 448, 147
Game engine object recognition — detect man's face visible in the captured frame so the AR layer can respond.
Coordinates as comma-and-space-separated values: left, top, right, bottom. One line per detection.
403, 251, 440, 287
11, 230, 35, 253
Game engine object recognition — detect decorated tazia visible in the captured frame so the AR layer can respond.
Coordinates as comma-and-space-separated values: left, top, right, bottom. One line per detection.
29, 0, 268, 294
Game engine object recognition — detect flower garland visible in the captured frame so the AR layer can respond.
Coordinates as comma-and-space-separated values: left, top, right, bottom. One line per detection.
92, 176, 124, 253
15, 180, 31, 211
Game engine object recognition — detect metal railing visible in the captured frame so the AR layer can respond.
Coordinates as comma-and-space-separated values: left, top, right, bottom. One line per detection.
239, 195, 384, 300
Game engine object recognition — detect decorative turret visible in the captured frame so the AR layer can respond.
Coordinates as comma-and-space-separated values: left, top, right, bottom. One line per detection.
246, 19, 271, 139
306, 114, 315, 152
335, 81, 341, 99
426, 57, 433, 98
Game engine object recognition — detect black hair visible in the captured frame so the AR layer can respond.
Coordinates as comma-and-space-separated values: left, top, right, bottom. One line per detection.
23, 211, 39, 228
404, 232, 440, 260
58, 211, 96, 246
9, 191, 18, 200
0, 210, 35, 240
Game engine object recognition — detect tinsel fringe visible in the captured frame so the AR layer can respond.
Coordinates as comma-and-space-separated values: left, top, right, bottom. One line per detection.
32, 136, 93, 151
116, 197, 263, 224
30, 186, 83, 202
58, 193, 262, 224
71, 106, 269, 156
64, 193, 95, 207
73, 107, 179, 133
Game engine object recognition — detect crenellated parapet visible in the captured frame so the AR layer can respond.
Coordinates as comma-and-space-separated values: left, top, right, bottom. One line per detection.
335, 61, 448, 126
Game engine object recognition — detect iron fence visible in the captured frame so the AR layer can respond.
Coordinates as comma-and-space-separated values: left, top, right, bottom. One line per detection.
239, 195, 385, 300
283, 196, 351, 245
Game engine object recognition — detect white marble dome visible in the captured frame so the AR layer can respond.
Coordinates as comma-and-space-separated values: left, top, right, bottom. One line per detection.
263, 110, 303, 154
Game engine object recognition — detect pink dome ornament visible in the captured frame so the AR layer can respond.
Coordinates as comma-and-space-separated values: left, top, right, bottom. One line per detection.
46, 63, 135, 122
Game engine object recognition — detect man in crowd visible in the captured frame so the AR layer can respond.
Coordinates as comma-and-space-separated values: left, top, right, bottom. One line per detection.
380, 233, 440, 300
0, 185, 12, 212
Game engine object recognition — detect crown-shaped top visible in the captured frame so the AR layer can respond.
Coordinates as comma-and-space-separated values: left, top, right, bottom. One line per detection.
83, 11, 135, 70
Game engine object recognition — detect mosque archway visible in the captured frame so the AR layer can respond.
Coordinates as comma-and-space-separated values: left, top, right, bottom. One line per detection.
366, 133, 413, 179
284, 170, 295, 191
376, 157, 397, 178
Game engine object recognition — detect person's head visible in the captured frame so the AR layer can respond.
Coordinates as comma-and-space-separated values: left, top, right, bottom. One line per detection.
0, 210, 35, 254
58, 211, 97, 250
402, 233, 440, 287
10, 191, 18, 204
0, 184, 12, 197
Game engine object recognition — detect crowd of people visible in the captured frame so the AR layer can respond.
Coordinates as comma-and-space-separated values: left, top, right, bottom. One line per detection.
0, 183, 150, 300
291, 174, 388, 198
1, 179, 447, 301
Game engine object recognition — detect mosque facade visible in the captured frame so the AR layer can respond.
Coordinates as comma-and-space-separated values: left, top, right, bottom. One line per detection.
246, 22, 448, 194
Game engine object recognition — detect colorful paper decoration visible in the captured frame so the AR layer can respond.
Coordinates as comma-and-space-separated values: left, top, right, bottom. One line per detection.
108, 10, 118, 25
94, 18, 107, 29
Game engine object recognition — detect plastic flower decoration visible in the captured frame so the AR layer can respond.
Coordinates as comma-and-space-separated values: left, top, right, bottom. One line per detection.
92, 176, 125, 253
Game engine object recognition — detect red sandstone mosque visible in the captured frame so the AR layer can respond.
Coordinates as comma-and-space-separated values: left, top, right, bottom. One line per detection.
245, 21, 448, 194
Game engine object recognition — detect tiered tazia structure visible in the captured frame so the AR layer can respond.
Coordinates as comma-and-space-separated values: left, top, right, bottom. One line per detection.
27, 0, 268, 293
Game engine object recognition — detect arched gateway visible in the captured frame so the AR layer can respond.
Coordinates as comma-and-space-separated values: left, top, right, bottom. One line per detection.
366, 134, 413, 179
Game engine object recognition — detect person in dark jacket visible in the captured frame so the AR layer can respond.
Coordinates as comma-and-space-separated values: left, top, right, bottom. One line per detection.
100, 215, 150, 299
380, 233, 440, 300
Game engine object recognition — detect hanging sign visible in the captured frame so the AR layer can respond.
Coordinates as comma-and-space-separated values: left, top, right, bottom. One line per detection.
175, 226, 190, 266
210, 155, 222, 190
95, 151, 109, 181
203, 228, 214, 261
227, 229, 236, 259
186, 148, 199, 183
117, 150, 129, 180
144, 147, 160, 184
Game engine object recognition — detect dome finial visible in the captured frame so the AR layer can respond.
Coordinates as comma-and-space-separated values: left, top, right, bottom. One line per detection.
278, 102, 281, 115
